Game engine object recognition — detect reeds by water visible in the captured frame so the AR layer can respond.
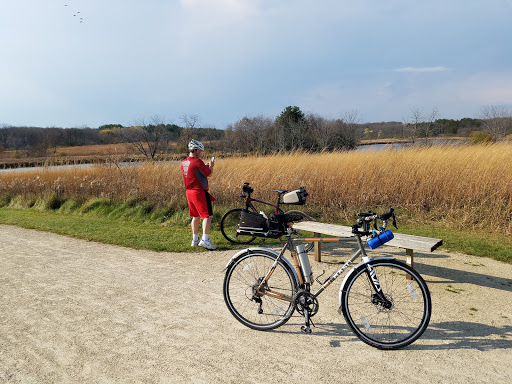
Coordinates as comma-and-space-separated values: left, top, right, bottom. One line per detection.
1, 143, 511, 233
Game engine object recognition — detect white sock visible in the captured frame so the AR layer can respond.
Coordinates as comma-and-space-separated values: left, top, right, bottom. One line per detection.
193, 234, 199, 242
202, 234, 210, 241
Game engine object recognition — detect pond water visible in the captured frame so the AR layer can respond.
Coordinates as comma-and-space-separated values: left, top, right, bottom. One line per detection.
356, 139, 467, 151
0, 162, 134, 173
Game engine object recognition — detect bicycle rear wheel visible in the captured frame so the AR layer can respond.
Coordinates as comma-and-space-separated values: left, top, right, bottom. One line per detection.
340, 259, 431, 350
223, 250, 298, 331
220, 208, 256, 244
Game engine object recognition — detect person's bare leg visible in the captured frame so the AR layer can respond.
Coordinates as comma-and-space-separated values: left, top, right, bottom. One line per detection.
202, 216, 212, 236
191, 216, 200, 235
199, 216, 216, 249
190, 217, 201, 246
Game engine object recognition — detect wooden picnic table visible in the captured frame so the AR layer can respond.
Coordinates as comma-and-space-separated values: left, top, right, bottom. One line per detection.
292, 221, 443, 267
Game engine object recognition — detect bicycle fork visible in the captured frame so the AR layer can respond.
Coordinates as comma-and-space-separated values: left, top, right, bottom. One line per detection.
357, 237, 393, 310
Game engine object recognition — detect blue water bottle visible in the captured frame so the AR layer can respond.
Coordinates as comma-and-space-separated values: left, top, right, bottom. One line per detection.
367, 230, 394, 250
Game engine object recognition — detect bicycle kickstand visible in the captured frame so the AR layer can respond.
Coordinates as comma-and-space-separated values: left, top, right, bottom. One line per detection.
301, 309, 312, 334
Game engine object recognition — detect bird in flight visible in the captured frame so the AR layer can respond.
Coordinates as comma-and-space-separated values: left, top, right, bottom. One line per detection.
64, 3, 84, 24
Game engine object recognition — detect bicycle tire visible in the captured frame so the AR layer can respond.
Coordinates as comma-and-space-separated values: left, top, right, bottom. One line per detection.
282, 210, 315, 253
340, 259, 431, 350
220, 208, 256, 244
223, 250, 298, 331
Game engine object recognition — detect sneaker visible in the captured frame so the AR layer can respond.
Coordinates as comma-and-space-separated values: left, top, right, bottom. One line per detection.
191, 239, 200, 247
198, 239, 217, 250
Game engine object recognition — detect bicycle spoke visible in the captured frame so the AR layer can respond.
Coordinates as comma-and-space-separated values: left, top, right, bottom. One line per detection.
223, 252, 297, 330
341, 260, 431, 349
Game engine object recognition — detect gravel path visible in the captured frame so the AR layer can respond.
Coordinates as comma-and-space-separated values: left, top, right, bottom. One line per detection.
1, 224, 511, 383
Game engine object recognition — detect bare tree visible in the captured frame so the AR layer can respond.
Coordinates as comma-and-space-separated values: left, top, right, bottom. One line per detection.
406, 106, 424, 141
180, 114, 200, 129
480, 105, 512, 139
178, 114, 200, 149
223, 115, 274, 153
117, 116, 172, 160
424, 106, 439, 141
341, 109, 360, 127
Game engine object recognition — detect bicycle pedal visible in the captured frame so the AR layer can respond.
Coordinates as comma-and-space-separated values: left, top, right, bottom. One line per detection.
301, 325, 312, 334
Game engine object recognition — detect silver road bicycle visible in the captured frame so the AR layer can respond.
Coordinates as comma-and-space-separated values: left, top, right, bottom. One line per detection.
223, 208, 431, 350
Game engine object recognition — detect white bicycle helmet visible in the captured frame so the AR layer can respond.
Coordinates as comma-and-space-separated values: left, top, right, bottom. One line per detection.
188, 139, 204, 152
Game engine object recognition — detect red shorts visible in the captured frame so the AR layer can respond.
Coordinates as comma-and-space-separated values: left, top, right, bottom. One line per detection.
186, 190, 214, 219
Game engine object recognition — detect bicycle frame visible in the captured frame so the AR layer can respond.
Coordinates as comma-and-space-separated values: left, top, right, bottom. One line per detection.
253, 231, 384, 303
239, 183, 292, 214
244, 196, 282, 214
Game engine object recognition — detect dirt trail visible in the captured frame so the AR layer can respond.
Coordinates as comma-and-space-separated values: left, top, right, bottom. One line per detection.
1, 224, 511, 383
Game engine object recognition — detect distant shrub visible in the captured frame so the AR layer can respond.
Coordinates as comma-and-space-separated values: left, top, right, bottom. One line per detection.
470, 131, 494, 144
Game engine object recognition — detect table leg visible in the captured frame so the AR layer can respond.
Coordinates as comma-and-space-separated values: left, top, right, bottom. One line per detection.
314, 232, 321, 262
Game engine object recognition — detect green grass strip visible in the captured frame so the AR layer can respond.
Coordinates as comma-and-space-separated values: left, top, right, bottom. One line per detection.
0, 207, 510, 263
0, 208, 229, 253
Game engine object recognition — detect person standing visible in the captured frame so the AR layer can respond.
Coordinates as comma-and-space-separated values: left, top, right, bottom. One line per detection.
181, 140, 216, 250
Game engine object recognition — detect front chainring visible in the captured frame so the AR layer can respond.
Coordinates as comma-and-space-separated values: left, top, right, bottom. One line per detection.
294, 291, 319, 317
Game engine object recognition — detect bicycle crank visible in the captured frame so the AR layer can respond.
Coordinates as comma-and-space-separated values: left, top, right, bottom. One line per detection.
294, 291, 319, 317
294, 291, 319, 334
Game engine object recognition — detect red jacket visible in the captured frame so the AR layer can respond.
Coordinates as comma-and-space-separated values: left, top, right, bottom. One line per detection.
181, 156, 211, 191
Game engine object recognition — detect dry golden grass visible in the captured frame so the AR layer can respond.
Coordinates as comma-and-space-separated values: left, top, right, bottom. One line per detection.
213, 143, 512, 233
54, 143, 138, 156
0, 143, 137, 160
0, 162, 185, 210
0, 143, 511, 233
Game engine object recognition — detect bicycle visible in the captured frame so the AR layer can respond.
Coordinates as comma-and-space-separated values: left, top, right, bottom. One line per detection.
220, 183, 314, 252
223, 208, 431, 350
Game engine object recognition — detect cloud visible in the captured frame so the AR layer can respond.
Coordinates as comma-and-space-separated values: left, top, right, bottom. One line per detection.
456, 73, 512, 105
394, 66, 450, 73
178, 0, 260, 25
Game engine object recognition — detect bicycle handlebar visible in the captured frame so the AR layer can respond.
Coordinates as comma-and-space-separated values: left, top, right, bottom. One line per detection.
353, 208, 397, 236
240, 182, 254, 198
356, 208, 395, 222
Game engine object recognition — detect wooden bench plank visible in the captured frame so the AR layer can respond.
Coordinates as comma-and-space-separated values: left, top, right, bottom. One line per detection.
293, 221, 354, 238
293, 221, 443, 263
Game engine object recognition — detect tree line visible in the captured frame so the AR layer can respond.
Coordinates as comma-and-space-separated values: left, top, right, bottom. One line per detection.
1, 105, 511, 159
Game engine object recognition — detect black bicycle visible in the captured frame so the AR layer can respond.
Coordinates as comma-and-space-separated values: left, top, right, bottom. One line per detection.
220, 183, 314, 252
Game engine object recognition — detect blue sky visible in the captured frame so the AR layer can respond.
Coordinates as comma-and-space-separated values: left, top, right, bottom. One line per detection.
1, 0, 511, 129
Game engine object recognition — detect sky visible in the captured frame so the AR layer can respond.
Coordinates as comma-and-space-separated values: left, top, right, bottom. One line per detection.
1, 0, 512, 129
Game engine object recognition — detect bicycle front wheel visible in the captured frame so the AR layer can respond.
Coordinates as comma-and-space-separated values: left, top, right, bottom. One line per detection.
223, 250, 298, 331
340, 259, 431, 350
221, 208, 256, 244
